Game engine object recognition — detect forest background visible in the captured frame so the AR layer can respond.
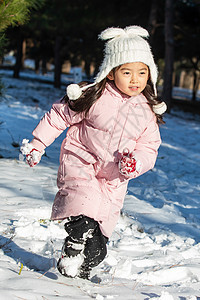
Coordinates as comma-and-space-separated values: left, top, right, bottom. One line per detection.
0, 0, 200, 113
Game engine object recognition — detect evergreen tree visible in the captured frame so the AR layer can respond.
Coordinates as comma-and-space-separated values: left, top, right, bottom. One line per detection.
0, 0, 43, 51
0, 0, 44, 81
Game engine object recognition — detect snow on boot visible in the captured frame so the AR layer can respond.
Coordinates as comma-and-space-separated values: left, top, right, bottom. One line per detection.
57, 254, 84, 278
57, 236, 85, 278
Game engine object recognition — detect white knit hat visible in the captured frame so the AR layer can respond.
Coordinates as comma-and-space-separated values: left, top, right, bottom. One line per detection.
66, 26, 167, 114
95, 26, 158, 93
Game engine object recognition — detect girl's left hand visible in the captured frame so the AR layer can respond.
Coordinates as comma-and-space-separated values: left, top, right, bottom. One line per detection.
20, 139, 44, 167
119, 148, 140, 177
25, 148, 43, 167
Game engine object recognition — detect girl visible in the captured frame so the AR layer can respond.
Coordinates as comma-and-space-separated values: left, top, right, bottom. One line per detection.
21, 26, 166, 279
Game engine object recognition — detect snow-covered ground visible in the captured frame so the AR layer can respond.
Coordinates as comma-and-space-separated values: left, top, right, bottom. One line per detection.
0, 69, 200, 300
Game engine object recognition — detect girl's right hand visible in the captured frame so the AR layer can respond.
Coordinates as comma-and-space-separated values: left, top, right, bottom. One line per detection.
119, 148, 141, 177
20, 139, 44, 167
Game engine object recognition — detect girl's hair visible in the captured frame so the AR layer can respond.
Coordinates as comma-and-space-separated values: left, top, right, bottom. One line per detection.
62, 79, 107, 117
62, 74, 164, 124
142, 80, 165, 124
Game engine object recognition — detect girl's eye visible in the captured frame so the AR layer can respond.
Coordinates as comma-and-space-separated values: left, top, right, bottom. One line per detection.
140, 72, 146, 75
124, 71, 130, 75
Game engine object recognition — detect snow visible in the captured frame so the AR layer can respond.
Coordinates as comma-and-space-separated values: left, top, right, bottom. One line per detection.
0, 68, 200, 299
58, 254, 85, 278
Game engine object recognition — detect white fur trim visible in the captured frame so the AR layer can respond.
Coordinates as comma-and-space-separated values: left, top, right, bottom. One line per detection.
153, 102, 167, 115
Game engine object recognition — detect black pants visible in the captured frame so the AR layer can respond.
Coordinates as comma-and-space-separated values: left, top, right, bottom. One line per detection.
60, 215, 108, 278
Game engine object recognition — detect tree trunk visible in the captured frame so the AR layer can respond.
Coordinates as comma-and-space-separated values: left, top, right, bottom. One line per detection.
42, 57, 47, 75
147, 0, 158, 42
192, 70, 198, 101
21, 39, 26, 69
162, 0, 174, 112
191, 58, 200, 102
35, 58, 40, 73
84, 59, 91, 79
13, 28, 23, 78
54, 36, 62, 88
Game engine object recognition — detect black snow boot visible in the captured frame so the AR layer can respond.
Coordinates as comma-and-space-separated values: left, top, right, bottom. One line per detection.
57, 215, 108, 279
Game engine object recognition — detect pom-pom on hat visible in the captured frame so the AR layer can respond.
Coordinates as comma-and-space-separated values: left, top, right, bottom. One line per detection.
66, 26, 167, 114
66, 82, 96, 100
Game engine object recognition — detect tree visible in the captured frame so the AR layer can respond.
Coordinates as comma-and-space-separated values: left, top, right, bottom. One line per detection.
162, 0, 174, 112
4, 0, 156, 88
18, 0, 152, 88
147, 0, 158, 40
0, 0, 43, 51
174, 0, 200, 101
0, 1, 42, 93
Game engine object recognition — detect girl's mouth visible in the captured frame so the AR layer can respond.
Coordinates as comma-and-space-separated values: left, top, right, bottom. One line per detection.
129, 86, 139, 91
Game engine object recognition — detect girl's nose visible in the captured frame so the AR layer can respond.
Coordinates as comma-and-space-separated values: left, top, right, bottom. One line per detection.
130, 74, 138, 83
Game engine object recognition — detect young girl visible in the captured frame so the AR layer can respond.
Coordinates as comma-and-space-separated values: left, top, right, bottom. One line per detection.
21, 26, 166, 279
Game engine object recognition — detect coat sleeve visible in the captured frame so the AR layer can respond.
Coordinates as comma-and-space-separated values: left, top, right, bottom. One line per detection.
123, 114, 161, 180
30, 101, 84, 151
134, 115, 161, 177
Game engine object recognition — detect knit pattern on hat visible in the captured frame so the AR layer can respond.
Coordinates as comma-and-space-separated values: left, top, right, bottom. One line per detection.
95, 26, 158, 95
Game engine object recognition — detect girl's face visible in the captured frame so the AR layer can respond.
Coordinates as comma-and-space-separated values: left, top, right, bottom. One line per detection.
107, 62, 149, 97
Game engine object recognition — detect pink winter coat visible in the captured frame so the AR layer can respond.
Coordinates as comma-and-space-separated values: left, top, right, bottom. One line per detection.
31, 82, 161, 238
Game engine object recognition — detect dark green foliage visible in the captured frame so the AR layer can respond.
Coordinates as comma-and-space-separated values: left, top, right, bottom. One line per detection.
1, 0, 200, 103
0, 0, 45, 93
0, 0, 42, 31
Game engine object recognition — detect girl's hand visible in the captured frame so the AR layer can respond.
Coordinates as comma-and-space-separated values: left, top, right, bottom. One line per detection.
25, 148, 42, 167
20, 139, 44, 167
119, 148, 141, 177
